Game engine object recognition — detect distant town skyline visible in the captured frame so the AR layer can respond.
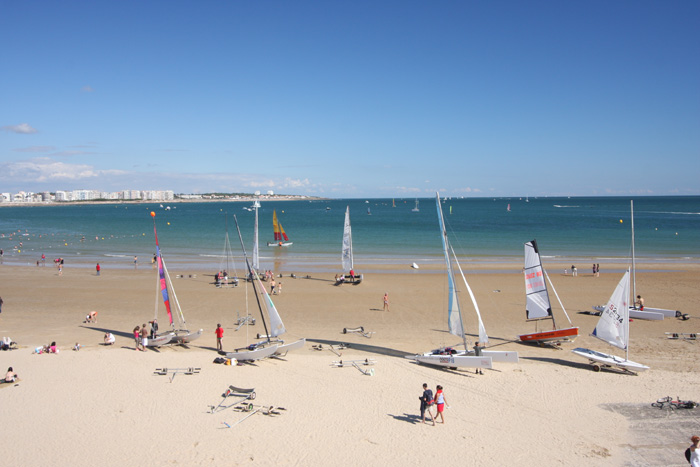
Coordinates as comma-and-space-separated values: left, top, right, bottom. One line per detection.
1, 2, 698, 198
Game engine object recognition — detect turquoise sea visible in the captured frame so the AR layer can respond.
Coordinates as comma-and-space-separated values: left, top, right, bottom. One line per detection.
0, 196, 698, 273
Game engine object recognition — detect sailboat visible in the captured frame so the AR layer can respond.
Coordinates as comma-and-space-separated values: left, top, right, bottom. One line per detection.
572, 270, 649, 374
412, 199, 420, 212
592, 200, 678, 320
518, 240, 578, 344
392, 198, 396, 208
226, 215, 304, 361
338, 206, 362, 284
507, 203, 511, 212
407, 193, 518, 369
267, 210, 293, 247
148, 212, 203, 346
216, 215, 239, 287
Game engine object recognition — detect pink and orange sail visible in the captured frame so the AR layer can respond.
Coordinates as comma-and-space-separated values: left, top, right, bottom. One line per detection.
151, 212, 173, 326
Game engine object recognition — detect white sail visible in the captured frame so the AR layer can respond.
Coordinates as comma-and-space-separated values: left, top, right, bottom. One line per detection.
252, 204, 260, 271
254, 274, 286, 338
523, 240, 553, 320
451, 246, 488, 344
341, 206, 353, 272
592, 270, 630, 351
436, 193, 465, 340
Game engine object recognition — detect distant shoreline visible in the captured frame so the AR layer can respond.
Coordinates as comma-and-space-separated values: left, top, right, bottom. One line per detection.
0, 195, 328, 208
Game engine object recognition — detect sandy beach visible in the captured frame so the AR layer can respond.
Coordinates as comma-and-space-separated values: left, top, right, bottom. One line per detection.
1, 260, 699, 466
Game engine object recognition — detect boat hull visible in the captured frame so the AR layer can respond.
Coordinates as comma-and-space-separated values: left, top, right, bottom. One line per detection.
171, 329, 203, 344
274, 338, 305, 356
408, 353, 493, 369
476, 350, 519, 363
571, 347, 649, 373
267, 242, 293, 247
145, 333, 174, 347
519, 327, 579, 344
226, 344, 279, 362
593, 305, 663, 321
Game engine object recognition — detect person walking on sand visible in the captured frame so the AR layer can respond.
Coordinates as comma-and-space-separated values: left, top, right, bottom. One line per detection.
596, 263, 600, 277
0, 296, 3, 314
270, 278, 276, 295
215, 324, 224, 351
134, 256, 138, 269
571, 265, 577, 277
420, 383, 435, 425
473, 341, 484, 375
383, 293, 389, 312
96, 263, 101, 276
688, 435, 700, 467
433, 385, 448, 424
133, 326, 141, 350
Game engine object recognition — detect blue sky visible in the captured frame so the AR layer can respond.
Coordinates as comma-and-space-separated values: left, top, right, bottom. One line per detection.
1, 1, 698, 198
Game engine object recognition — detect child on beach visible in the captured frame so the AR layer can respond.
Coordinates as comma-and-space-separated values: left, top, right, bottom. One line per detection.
5, 367, 17, 382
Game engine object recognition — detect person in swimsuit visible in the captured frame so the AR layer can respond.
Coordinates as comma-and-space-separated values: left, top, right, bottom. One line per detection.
133, 326, 141, 350
635, 295, 644, 310
433, 385, 448, 424
383, 293, 389, 312
140, 324, 148, 350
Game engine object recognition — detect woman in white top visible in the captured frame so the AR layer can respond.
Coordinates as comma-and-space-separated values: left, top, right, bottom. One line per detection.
690, 435, 700, 467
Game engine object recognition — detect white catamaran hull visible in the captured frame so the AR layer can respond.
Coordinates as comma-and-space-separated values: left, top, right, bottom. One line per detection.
273, 338, 306, 356
408, 353, 493, 369
592, 305, 664, 321
226, 344, 279, 362
572, 347, 649, 374
170, 329, 204, 344
145, 333, 175, 347
267, 241, 293, 247
472, 350, 519, 363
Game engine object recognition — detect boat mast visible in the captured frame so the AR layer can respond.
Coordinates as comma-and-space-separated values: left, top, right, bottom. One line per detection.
631, 200, 636, 309
233, 215, 270, 341
436, 192, 467, 350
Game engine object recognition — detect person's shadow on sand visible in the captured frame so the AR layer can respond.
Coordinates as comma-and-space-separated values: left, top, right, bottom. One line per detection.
388, 413, 422, 425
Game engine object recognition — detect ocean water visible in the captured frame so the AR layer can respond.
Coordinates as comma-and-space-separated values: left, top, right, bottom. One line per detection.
0, 196, 698, 272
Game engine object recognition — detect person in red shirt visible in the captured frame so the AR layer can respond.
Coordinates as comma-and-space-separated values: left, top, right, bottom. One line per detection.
96, 263, 101, 276
215, 324, 224, 351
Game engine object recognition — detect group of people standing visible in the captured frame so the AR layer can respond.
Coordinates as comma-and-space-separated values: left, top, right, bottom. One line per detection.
419, 383, 448, 426
133, 320, 159, 351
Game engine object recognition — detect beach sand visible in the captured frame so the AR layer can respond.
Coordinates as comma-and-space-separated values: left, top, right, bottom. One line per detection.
0, 261, 699, 466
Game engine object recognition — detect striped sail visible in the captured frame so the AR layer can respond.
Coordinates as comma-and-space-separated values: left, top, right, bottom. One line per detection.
436, 193, 464, 339
341, 206, 353, 272
524, 240, 552, 320
272, 210, 289, 242
592, 270, 630, 351
153, 221, 173, 326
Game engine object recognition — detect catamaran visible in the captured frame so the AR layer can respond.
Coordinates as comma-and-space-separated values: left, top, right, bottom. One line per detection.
226, 215, 304, 361
216, 215, 239, 287
407, 193, 518, 369
148, 211, 203, 347
573, 269, 649, 374
412, 199, 420, 212
519, 240, 578, 345
592, 200, 679, 320
338, 206, 362, 284
267, 210, 292, 247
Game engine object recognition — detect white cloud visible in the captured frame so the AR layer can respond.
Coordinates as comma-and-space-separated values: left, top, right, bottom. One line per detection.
2, 123, 38, 134
0, 158, 125, 183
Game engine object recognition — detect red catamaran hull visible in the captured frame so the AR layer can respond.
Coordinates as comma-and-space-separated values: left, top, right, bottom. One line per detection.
519, 326, 579, 344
